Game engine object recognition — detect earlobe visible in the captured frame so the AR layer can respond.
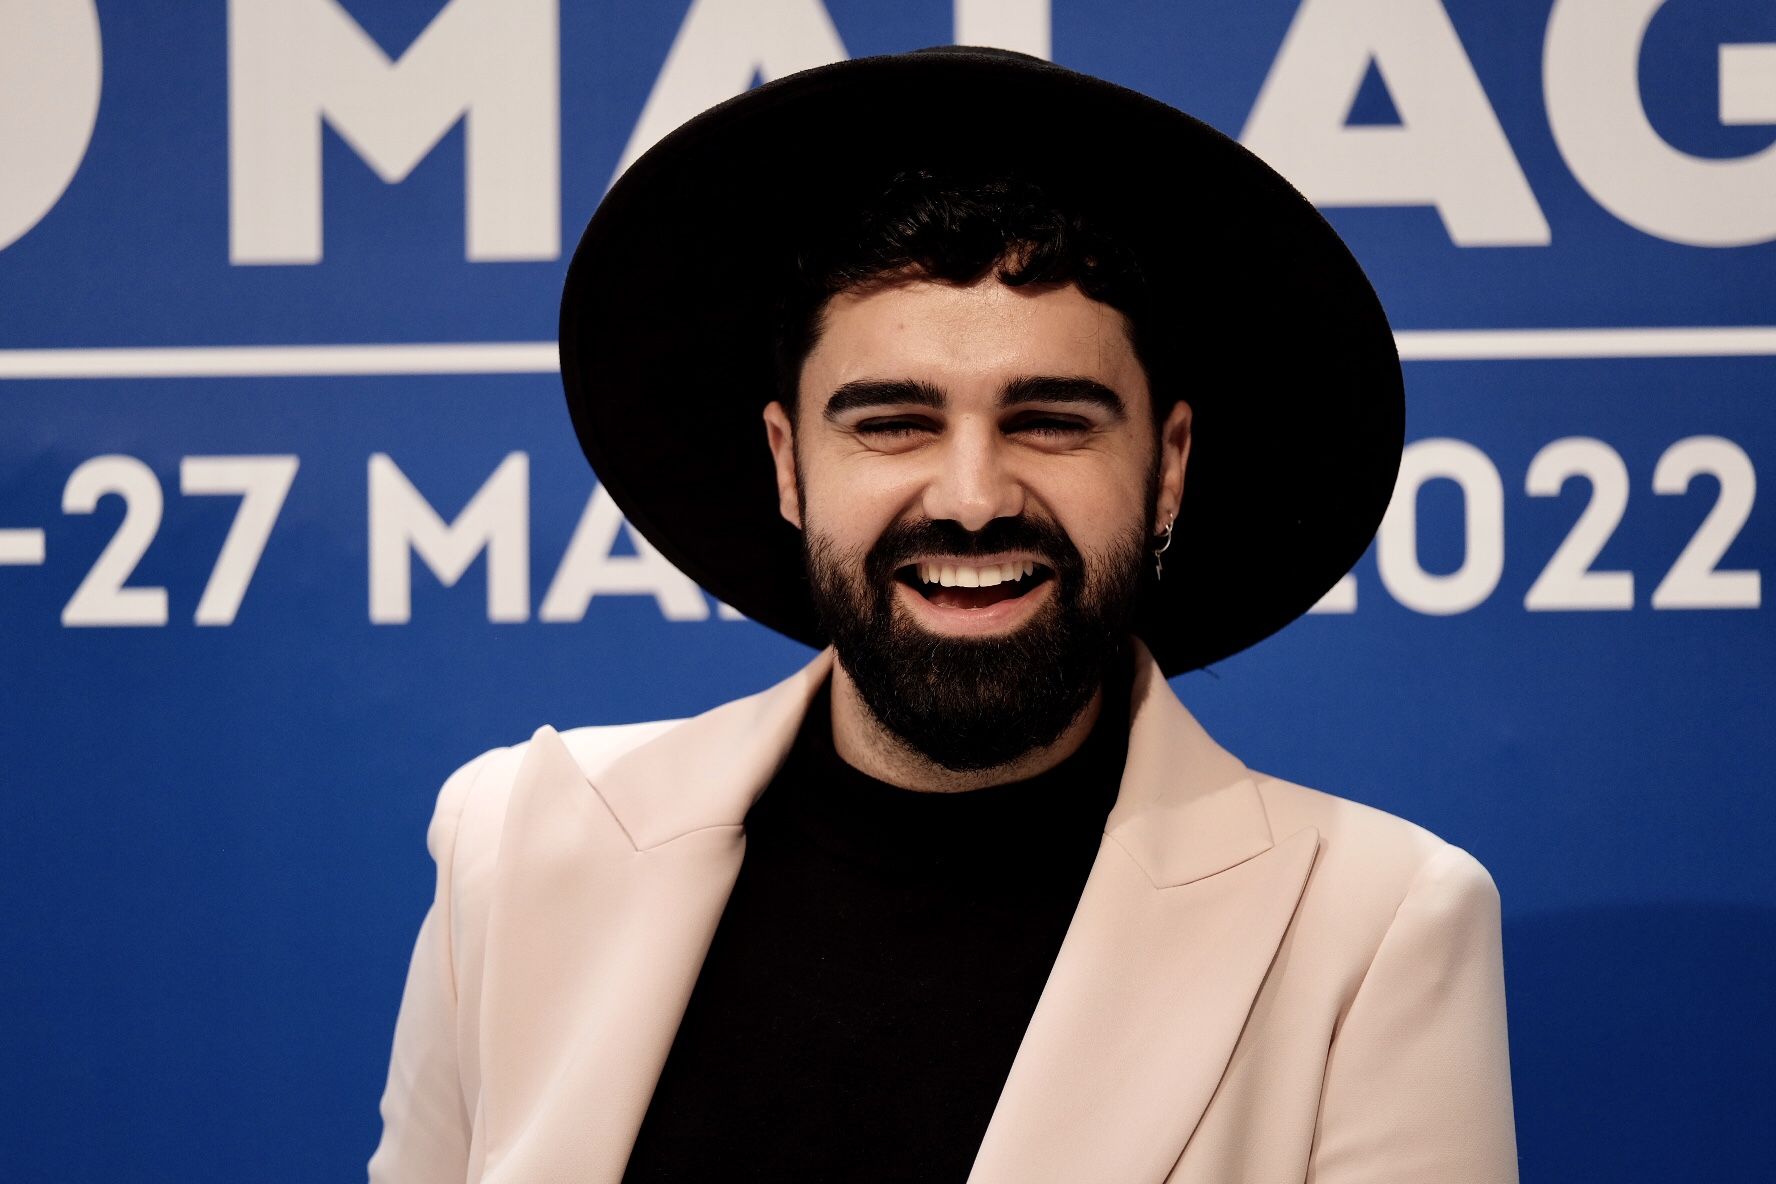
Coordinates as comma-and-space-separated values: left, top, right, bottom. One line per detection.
762, 401, 804, 529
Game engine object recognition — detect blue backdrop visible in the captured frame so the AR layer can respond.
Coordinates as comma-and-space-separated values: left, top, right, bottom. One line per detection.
2, 2, 1771, 1180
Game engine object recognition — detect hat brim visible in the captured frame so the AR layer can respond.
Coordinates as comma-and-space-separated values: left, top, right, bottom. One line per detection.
559, 48, 1403, 675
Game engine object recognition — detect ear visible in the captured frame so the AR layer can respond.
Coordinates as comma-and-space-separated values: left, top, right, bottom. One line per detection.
1154, 399, 1192, 531
762, 401, 804, 529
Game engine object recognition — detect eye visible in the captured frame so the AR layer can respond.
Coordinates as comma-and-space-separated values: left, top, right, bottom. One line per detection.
1006, 412, 1092, 438
854, 416, 939, 439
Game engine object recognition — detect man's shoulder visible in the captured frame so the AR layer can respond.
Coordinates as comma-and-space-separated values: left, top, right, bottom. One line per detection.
422, 717, 689, 851
557, 717, 689, 775
444, 717, 687, 801
1250, 771, 1498, 915
1255, 773, 1446, 857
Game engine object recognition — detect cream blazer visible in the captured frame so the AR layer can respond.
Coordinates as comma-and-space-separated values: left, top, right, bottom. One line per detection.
369, 645, 1518, 1183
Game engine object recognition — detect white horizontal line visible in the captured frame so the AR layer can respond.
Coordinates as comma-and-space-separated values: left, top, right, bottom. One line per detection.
0, 342, 559, 379
1393, 326, 1776, 360
0, 328, 1773, 379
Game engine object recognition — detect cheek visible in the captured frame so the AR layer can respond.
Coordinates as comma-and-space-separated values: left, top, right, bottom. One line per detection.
798, 477, 897, 559
1031, 466, 1149, 546
798, 451, 925, 545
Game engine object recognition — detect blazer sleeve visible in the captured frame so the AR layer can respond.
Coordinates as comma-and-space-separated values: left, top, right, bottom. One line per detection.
1307, 844, 1520, 1184
367, 750, 499, 1184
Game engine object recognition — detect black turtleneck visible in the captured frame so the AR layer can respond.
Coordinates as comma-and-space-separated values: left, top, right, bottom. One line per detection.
620, 673, 1130, 1183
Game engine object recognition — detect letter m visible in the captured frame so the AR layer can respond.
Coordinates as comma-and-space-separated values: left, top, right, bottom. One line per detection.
228, 0, 558, 264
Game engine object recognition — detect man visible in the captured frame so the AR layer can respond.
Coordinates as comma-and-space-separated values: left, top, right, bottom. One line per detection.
370, 48, 1516, 1183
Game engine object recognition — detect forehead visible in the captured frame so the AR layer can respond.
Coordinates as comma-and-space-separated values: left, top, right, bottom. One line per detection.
799, 275, 1150, 412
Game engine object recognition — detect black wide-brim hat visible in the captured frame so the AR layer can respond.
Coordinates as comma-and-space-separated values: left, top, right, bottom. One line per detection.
560, 47, 1403, 675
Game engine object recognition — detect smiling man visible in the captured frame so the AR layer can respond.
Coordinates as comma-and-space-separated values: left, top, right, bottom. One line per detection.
772, 244, 1188, 786
371, 49, 1517, 1184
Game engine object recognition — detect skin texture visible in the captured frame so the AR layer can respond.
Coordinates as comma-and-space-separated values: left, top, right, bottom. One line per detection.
764, 273, 1192, 792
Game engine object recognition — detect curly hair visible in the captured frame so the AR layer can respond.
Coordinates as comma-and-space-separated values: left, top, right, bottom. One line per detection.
772, 169, 1169, 421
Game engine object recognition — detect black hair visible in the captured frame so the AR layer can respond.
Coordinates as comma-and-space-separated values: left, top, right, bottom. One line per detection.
772, 169, 1170, 421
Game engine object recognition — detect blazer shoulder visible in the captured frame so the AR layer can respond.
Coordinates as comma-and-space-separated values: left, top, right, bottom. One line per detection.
427, 717, 687, 865
1252, 772, 1499, 928
418, 718, 690, 998
557, 718, 688, 779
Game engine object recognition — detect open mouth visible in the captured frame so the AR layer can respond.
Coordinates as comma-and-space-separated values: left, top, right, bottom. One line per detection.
894, 559, 1055, 611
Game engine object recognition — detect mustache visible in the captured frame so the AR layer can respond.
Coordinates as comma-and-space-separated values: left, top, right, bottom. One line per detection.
864, 516, 1083, 585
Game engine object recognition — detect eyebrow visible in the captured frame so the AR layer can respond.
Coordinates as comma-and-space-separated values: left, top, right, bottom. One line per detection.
1000, 375, 1127, 419
822, 379, 945, 420
821, 375, 1126, 421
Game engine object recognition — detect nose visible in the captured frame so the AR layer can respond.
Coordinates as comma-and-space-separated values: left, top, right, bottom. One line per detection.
920, 421, 1025, 532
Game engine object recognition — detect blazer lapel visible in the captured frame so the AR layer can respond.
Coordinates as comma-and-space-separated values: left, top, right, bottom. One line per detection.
967, 649, 1321, 1184
476, 653, 833, 1183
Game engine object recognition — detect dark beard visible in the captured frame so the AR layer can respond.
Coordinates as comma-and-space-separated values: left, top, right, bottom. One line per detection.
804, 513, 1145, 772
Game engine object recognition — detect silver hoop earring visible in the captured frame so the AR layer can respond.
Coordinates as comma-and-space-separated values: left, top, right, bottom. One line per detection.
1152, 515, 1175, 581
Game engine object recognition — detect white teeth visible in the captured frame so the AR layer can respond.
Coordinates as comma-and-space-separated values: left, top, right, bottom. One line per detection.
914, 560, 1041, 588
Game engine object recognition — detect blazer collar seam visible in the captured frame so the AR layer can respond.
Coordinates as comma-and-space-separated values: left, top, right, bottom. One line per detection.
1103, 824, 1278, 890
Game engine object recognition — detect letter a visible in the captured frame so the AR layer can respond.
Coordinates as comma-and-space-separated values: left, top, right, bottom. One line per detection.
1241, 0, 1549, 246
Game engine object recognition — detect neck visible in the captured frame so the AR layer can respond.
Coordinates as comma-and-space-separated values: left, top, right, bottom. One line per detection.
828, 664, 1104, 793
